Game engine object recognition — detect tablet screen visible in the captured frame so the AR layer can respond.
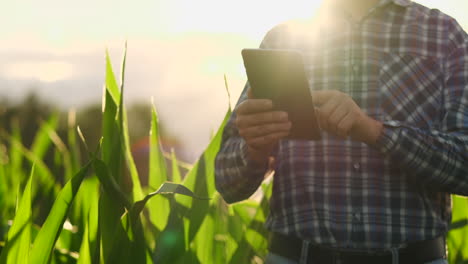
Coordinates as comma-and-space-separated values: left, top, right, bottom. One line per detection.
242, 49, 321, 140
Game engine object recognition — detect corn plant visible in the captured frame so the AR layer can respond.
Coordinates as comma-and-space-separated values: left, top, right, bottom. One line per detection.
0, 45, 272, 264
448, 196, 468, 264
0, 45, 466, 264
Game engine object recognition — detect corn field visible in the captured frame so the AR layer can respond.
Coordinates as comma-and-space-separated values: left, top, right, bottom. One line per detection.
0, 46, 466, 264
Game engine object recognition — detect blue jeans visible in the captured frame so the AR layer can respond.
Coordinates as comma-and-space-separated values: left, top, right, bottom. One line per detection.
265, 252, 448, 264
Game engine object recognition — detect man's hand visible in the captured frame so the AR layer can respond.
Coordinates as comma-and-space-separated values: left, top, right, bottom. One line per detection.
235, 90, 291, 165
312, 90, 383, 144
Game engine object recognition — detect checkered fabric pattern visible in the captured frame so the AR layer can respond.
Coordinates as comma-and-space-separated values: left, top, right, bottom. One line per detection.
215, 0, 468, 250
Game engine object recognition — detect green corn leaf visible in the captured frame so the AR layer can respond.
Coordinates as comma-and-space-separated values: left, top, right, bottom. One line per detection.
70, 176, 99, 238
101, 91, 122, 179
98, 49, 127, 264
102, 49, 123, 181
176, 110, 231, 243
54, 226, 76, 258
101, 205, 145, 263
125, 182, 209, 263
29, 115, 71, 210
0, 131, 59, 195
224, 74, 232, 111
9, 119, 24, 185
148, 105, 168, 190
189, 195, 231, 263
447, 195, 468, 263
88, 195, 100, 263
211, 197, 236, 263
107, 213, 146, 264
191, 210, 216, 263
40, 117, 74, 181
0, 142, 8, 218
153, 197, 187, 264
0, 165, 34, 264
227, 205, 245, 243
105, 49, 121, 105
76, 126, 89, 155
2, 119, 25, 213
67, 110, 81, 172
29, 162, 91, 264
130, 182, 209, 224
102, 194, 147, 264
231, 201, 261, 227
77, 210, 92, 264
228, 181, 272, 264
149, 183, 209, 264
170, 149, 182, 183
147, 105, 170, 231
77, 195, 100, 264
157, 109, 230, 262
121, 109, 144, 201
92, 158, 131, 210
31, 114, 59, 160
117, 42, 143, 202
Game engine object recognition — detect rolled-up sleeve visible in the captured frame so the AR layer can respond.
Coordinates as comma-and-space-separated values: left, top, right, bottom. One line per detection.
214, 84, 269, 203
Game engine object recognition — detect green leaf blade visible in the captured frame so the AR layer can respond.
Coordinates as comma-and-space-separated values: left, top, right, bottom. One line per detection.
447, 195, 468, 263
31, 114, 59, 160
147, 105, 170, 231
170, 149, 182, 184
0, 165, 34, 264
29, 163, 91, 264
92, 158, 131, 210
176, 110, 231, 243
105, 50, 121, 105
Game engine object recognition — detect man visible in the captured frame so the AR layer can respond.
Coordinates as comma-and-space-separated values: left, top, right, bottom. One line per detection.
215, 0, 468, 263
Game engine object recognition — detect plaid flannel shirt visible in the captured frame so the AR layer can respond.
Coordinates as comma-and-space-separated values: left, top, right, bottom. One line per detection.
215, 0, 468, 250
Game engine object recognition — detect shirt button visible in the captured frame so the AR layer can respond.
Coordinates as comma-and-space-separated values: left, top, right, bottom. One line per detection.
353, 163, 361, 171
353, 212, 362, 221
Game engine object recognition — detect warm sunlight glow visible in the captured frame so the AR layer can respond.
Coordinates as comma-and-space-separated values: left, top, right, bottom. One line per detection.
3, 61, 74, 83
167, 0, 322, 39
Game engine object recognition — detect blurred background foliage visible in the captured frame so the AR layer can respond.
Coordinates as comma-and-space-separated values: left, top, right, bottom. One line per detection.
0, 92, 180, 162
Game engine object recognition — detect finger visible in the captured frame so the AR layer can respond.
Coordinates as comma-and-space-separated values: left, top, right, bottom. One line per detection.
246, 131, 290, 148
315, 109, 326, 131
236, 111, 288, 128
335, 112, 356, 138
236, 99, 273, 115
311, 90, 336, 106
319, 98, 340, 119
239, 122, 292, 139
328, 105, 350, 135
314, 107, 323, 130
316, 99, 339, 132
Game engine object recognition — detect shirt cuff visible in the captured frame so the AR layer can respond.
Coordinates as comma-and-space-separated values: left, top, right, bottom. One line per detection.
372, 121, 403, 154
239, 140, 269, 173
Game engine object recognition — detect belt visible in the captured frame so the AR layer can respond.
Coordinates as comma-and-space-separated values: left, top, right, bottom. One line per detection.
269, 232, 446, 264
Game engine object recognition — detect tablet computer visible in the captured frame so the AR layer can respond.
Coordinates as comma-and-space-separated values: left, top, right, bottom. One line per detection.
241, 48, 321, 140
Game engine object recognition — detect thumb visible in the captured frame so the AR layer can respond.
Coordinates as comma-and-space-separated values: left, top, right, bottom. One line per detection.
311, 90, 333, 106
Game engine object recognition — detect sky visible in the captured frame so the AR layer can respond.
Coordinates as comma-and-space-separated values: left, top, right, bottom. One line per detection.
1, 0, 467, 160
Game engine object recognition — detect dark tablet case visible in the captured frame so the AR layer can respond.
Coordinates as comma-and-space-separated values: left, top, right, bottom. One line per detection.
242, 49, 321, 140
